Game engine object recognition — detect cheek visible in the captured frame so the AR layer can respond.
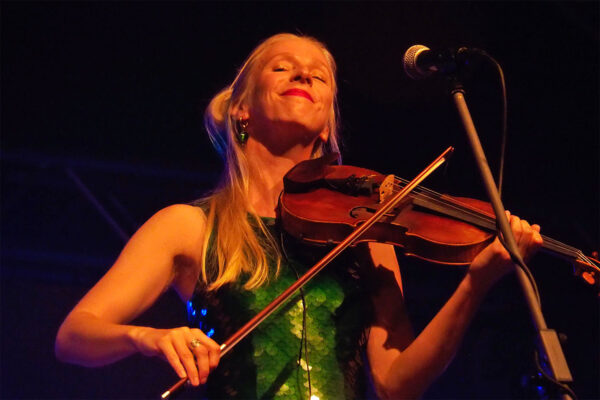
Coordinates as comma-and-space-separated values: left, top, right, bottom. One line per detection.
254, 77, 284, 111
249, 89, 275, 118
319, 94, 333, 114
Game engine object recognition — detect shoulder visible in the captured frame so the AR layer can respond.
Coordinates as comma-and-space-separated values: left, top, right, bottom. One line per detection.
146, 204, 206, 233
150, 204, 207, 228
129, 204, 208, 299
130, 204, 207, 257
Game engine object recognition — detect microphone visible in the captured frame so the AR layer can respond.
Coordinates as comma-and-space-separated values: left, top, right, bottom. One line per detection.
403, 45, 472, 80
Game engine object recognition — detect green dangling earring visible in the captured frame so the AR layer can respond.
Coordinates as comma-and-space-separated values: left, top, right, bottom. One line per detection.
236, 118, 249, 144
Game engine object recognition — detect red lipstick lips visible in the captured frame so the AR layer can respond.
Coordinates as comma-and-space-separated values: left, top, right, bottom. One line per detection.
282, 88, 313, 102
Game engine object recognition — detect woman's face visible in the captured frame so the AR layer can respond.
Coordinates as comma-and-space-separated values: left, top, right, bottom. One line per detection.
245, 38, 334, 147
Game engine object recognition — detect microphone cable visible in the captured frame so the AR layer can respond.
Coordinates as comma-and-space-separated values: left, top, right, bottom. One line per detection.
471, 49, 578, 399
468, 48, 508, 198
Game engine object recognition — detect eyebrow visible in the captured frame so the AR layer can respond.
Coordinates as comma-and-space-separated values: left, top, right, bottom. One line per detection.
268, 52, 330, 72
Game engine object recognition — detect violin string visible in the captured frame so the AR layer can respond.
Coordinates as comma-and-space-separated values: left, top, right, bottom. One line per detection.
391, 177, 494, 223
391, 177, 583, 257
392, 177, 581, 254
398, 183, 584, 259
541, 237, 580, 256
391, 178, 497, 228
577, 253, 600, 272
390, 177, 585, 261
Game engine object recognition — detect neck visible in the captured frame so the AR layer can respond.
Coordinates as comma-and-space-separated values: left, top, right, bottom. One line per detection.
245, 137, 316, 218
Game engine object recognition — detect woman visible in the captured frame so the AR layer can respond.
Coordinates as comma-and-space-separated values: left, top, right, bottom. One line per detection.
55, 33, 543, 399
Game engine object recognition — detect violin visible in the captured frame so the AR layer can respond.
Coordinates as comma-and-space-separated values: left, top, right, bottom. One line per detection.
279, 153, 600, 289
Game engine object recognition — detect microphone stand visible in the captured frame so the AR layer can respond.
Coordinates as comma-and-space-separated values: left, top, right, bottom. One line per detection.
448, 79, 574, 400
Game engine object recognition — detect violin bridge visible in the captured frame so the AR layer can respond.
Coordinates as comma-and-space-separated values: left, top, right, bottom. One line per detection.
379, 174, 395, 203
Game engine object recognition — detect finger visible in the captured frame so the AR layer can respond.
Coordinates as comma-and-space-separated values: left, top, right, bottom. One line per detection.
533, 229, 543, 247
190, 329, 221, 370
158, 340, 187, 380
519, 219, 537, 252
173, 335, 200, 386
515, 219, 543, 260
503, 210, 511, 225
509, 214, 523, 243
528, 223, 543, 248
194, 344, 210, 384
518, 218, 533, 245
185, 332, 215, 384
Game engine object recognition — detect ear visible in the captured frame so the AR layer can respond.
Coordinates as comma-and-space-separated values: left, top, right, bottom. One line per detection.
231, 103, 250, 121
318, 125, 330, 143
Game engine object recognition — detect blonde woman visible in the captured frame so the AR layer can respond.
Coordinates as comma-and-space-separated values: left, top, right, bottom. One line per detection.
56, 33, 543, 399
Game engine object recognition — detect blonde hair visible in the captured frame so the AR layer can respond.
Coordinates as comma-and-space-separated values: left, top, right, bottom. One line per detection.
197, 33, 341, 291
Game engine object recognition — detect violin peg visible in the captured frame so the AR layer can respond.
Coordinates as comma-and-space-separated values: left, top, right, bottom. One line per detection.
581, 271, 596, 286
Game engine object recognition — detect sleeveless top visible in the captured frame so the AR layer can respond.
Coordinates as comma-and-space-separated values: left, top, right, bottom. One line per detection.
186, 216, 373, 399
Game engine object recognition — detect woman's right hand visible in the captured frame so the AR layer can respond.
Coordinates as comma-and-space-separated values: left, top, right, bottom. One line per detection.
131, 326, 221, 386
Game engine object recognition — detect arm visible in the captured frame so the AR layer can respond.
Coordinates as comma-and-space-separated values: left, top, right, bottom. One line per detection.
55, 204, 220, 386
366, 213, 543, 399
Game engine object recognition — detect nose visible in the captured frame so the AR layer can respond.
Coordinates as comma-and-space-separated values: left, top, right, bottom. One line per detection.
291, 68, 312, 85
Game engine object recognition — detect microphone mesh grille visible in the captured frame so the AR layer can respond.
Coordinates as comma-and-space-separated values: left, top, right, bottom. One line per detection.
403, 44, 430, 80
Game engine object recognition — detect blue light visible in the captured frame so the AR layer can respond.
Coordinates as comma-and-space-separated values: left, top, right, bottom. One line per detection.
207, 328, 215, 338
536, 385, 546, 397
192, 310, 196, 316
186, 301, 194, 315
201, 308, 207, 316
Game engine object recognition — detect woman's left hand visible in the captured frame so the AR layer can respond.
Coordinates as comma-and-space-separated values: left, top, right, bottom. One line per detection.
467, 211, 543, 292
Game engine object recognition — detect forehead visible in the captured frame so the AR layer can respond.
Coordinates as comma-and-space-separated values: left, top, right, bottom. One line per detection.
260, 38, 331, 69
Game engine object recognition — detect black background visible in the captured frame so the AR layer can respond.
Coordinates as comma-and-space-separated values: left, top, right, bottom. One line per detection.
1, 2, 598, 399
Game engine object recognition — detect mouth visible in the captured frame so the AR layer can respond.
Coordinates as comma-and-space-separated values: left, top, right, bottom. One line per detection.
281, 89, 313, 102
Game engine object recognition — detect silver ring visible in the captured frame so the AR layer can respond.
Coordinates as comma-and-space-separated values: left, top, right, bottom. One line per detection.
190, 338, 202, 349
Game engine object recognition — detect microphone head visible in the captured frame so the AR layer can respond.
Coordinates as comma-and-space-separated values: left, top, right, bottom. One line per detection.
403, 44, 431, 80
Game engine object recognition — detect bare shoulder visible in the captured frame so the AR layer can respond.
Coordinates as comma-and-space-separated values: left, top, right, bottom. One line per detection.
139, 204, 207, 252
145, 204, 208, 300
149, 203, 206, 230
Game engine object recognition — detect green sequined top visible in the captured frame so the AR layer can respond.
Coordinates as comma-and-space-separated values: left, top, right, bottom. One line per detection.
187, 217, 373, 399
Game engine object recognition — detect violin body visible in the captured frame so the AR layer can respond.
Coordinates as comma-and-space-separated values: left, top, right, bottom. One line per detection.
280, 153, 495, 265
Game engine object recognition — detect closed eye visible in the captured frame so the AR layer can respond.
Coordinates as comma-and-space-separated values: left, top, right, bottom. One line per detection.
313, 75, 326, 83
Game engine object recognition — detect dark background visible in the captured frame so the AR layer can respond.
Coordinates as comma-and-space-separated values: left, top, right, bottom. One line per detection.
1, 2, 598, 399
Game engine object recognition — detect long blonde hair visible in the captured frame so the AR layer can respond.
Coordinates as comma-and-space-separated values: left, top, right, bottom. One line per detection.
197, 33, 341, 291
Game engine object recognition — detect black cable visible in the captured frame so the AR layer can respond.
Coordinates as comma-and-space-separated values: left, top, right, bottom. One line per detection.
534, 350, 578, 400
279, 229, 313, 400
469, 48, 542, 307
496, 232, 541, 306
472, 50, 576, 399
471, 49, 508, 197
